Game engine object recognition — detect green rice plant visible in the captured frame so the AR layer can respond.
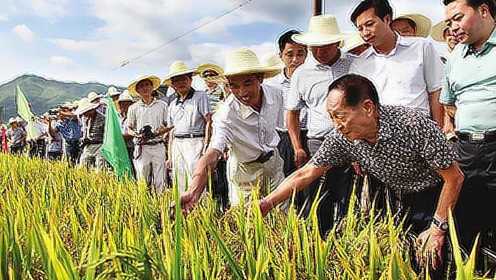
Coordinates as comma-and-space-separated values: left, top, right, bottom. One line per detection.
0, 154, 494, 279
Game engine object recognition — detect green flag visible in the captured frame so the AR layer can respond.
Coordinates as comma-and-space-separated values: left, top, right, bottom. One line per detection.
16, 85, 41, 140
101, 97, 133, 179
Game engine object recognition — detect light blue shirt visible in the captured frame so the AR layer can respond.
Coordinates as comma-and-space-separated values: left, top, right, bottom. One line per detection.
440, 27, 496, 133
286, 54, 352, 138
265, 71, 308, 130
167, 89, 212, 135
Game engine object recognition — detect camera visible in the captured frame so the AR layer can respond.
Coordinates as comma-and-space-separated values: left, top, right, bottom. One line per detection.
139, 125, 156, 141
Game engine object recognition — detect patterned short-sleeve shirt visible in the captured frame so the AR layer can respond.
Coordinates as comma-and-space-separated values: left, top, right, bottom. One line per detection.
311, 105, 456, 193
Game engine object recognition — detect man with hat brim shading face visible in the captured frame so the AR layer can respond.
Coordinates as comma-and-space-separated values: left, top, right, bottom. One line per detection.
49, 101, 82, 165
117, 90, 136, 177
431, 20, 461, 54
342, 32, 370, 57
76, 98, 109, 170
440, 0, 496, 260
180, 48, 285, 211
164, 61, 213, 194
350, 0, 444, 127
7, 117, 26, 155
198, 63, 229, 112
286, 15, 355, 237
107, 86, 122, 108
197, 63, 230, 210
127, 75, 170, 192
392, 13, 433, 37
265, 30, 308, 180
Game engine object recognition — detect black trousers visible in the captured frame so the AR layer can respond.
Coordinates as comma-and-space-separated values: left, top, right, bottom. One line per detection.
47, 151, 62, 161
455, 139, 496, 252
277, 130, 308, 177
296, 138, 354, 237
29, 139, 46, 158
64, 140, 80, 165
212, 158, 229, 211
10, 145, 25, 155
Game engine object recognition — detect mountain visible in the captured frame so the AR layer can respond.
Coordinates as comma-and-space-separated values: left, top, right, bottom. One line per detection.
0, 74, 124, 122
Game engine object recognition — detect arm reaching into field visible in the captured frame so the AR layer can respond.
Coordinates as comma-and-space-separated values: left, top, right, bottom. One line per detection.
180, 148, 222, 213
259, 163, 330, 216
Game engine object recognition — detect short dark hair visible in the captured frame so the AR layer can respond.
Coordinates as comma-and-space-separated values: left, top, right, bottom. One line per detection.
277, 30, 302, 52
328, 74, 380, 107
443, 0, 496, 18
350, 0, 394, 26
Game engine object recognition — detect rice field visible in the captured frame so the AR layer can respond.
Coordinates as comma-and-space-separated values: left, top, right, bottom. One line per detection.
0, 154, 486, 279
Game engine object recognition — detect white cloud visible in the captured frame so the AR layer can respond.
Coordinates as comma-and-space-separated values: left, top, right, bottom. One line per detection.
0, 15, 8, 21
50, 38, 99, 52
12, 24, 35, 43
49, 56, 73, 66
31, 0, 69, 18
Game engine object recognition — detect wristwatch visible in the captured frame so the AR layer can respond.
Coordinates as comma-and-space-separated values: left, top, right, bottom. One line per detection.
431, 216, 449, 232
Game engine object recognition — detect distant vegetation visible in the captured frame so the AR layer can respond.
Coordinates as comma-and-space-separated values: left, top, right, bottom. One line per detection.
0, 74, 123, 121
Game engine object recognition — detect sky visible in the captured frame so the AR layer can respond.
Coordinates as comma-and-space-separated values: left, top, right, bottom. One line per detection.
1, 0, 450, 87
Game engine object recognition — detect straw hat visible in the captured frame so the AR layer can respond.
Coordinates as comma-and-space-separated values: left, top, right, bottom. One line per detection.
341, 32, 367, 53
60, 102, 75, 109
431, 20, 449, 42
292, 15, 345, 47
87, 92, 103, 103
118, 90, 134, 103
393, 13, 432, 38
162, 61, 197, 86
197, 63, 224, 78
127, 75, 161, 97
106, 86, 121, 97
75, 98, 99, 115
15, 116, 24, 123
223, 48, 281, 79
8, 117, 16, 124
261, 53, 284, 69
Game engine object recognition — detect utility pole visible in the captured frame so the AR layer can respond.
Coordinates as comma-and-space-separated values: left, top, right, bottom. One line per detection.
313, 0, 323, 16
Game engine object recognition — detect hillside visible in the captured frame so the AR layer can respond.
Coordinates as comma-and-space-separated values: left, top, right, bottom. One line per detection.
0, 74, 123, 121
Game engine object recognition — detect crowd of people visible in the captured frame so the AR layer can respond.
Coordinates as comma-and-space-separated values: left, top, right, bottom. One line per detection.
1, 0, 495, 276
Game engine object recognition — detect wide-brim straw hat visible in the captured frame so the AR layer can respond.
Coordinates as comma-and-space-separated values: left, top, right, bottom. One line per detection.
261, 53, 284, 69
223, 48, 281, 79
292, 15, 346, 47
431, 20, 449, 42
118, 90, 134, 103
197, 63, 224, 77
75, 98, 99, 115
393, 13, 432, 38
87, 91, 103, 103
341, 32, 367, 53
8, 117, 16, 124
15, 116, 24, 123
107, 86, 121, 97
127, 75, 161, 97
162, 61, 198, 86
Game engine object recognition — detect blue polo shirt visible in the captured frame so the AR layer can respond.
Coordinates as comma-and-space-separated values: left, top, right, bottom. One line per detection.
440, 27, 496, 133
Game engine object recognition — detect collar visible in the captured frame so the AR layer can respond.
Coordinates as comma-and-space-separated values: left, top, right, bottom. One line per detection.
175, 88, 195, 105
238, 85, 274, 119
312, 51, 345, 71
364, 33, 413, 58
463, 26, 496, 57
137, 97, 159, 107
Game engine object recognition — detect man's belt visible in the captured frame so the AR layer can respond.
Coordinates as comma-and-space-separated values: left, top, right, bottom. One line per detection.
142, 140, 164, 146
247, 150, 274, 164
175, 133, 205, 139
456, 131, 496, 142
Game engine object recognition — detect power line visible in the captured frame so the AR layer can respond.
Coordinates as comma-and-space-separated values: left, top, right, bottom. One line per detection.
117, 0, 254, 69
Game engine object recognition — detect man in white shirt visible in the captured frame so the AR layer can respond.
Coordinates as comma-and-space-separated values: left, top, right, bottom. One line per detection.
287, 15, 355, 236
180, 48, 285, 210
349, 0, 444, 127
265, 30, 308, 178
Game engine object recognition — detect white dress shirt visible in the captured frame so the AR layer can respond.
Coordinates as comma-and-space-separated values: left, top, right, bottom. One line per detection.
350, 34, 443, 115
209, 84, 284, 163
